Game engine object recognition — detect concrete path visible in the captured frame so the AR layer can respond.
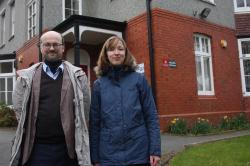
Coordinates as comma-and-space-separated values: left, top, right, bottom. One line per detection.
0, 127, 16, 166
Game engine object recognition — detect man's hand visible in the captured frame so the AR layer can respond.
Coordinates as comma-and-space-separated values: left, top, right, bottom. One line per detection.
150, 155, 160, 166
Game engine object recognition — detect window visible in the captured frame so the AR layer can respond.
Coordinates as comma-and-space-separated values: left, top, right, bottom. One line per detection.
194, 34, 214, 95
0, 9, 6, 46
27, 0, 36, 39
0, 60, 15, 105
9, 0, 15, 38
63, 0, 82, 20
238, 38, 250, 96
234, 0, 250, 13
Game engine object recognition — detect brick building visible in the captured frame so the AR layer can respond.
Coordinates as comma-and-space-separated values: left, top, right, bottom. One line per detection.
0, 0, 247, 130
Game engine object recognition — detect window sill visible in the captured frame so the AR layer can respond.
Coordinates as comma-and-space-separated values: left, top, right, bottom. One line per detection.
8, 35, 14, 41
234, 10, 250, 14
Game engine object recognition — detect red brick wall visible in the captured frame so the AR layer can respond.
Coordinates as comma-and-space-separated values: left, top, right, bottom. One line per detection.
126, 8, 246, 131
16, 36, 40, 69
235, 13, 250, 36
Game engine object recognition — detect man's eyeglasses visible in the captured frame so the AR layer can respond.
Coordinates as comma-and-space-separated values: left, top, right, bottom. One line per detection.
41, 43, 63, 49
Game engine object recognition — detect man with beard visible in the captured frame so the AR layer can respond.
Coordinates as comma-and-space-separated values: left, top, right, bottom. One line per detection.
10, 31, 91, 166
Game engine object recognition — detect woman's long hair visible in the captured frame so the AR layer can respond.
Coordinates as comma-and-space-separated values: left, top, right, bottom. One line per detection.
94, 36, 137, 77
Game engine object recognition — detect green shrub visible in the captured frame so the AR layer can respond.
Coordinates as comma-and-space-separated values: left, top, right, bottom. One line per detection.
231, 113, 248, 130
0, 103, 17, 127
191, 118, 212, 135
219, 115, 233, 130
169, 118, 188, 135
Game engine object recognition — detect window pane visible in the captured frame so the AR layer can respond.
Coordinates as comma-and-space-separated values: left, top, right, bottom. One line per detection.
73, 0, 79, 14
243, 59, 250, 75
204, 57, 212, 91
7, 77, 13, 91
0, 92, 5, 104
65, 9, 71, 19
7, 92, 12, 105
194, 36, 200, 51
245, 76, 250, 92
247, 0, 250, 6
0, 78, 5, 91
0, 62, 12, 73
196, 56, 203, 91
242, 49, 250, 93
237, 0, 245, 7
242, 41, 250, 54
205, 38, 209, 53
65, 0, 72, 9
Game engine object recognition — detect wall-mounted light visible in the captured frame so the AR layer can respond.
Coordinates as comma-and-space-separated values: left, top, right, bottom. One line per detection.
199, 8, 211, 19
220, 40, 227, 48
18, 55, 24, 63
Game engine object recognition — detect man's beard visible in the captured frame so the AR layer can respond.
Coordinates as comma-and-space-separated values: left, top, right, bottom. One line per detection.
44, 53, 61, 62
44, 54, 62, 74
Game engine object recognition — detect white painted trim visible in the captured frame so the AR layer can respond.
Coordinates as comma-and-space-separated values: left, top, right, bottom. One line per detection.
79, 0, 82, 15
79, 26, 122, 40
62, 27, 74, 37
238, 38, 250, 96
62, 26, 122, 40
62, 0, 65, 20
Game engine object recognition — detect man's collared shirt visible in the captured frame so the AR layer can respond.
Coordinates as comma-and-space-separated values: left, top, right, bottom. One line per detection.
42, 63, 64, 80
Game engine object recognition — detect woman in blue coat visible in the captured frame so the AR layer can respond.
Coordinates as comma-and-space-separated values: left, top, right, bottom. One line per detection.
89, 36, 161, 166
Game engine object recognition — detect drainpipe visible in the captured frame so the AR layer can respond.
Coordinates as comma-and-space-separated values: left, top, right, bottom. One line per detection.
39, 0, 43, 62
146, 0, 157, 105
74, 23, 80, 67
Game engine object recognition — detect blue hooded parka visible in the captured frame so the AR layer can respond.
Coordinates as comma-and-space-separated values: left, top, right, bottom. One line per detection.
89, 67, 161, 166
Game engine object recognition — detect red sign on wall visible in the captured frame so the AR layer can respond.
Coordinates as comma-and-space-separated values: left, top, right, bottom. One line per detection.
163, 56, 169, 67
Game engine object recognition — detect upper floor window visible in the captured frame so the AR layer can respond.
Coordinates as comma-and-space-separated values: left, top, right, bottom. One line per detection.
8, 0, 15, 38
0, 9, 6, 47
234, 0, 250, 13
63, 0, 82, 20
27, 0, 36, 39
238, 38, 250, 96
194, 34, 214, 96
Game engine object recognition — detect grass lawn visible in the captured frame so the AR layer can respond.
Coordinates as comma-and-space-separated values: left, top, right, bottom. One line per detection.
169, 135, 250, 166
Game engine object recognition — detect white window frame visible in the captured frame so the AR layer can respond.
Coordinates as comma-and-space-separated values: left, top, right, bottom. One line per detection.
27, 0, 37, 39
194, 34, 215, 96
8, 0, 15, 38
238, 38, 250, 96
62, 0, 82, 20
0, 59, 16, 105
0, 9, 6, 47
234, 0, 250, 13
